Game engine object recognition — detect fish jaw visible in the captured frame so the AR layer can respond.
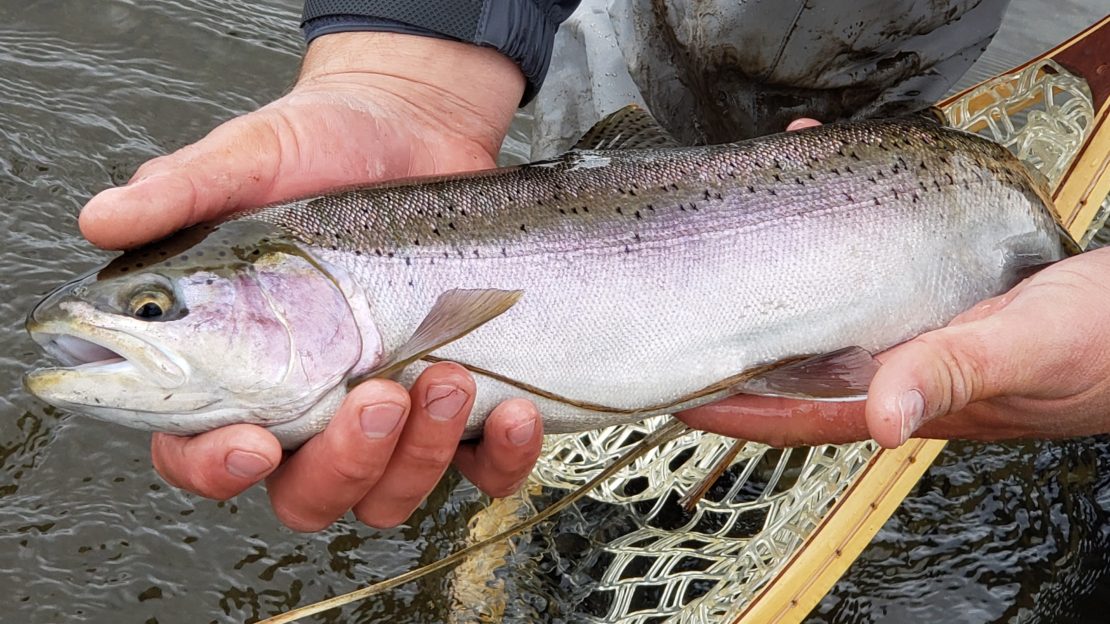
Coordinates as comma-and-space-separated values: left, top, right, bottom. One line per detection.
22, 316, 227, 432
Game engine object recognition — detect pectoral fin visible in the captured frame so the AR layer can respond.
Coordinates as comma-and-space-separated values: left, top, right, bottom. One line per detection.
350, 289, 522, 386
733, 346, 880, 401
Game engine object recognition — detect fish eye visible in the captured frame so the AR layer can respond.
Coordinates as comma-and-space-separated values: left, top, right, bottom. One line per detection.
129, 290, 173, 320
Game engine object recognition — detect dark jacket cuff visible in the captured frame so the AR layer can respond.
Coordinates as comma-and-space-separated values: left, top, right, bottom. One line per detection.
301, 1, 580, 105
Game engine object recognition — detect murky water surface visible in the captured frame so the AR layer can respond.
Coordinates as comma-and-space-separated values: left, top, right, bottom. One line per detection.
0, 1, 1107, 622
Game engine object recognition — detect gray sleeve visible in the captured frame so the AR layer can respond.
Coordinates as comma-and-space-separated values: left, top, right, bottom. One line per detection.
301, 1, 582, 103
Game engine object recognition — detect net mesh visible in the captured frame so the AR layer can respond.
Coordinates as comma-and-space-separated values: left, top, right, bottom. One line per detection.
523, 58, 1099, 622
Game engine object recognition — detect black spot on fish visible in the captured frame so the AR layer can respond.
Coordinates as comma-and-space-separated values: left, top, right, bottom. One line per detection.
773, 174, 782, 182
448, 222, 456, 230
616, 207, 624, 215
794, 178, 804, 185
747, 185, 756, 193
520, 224, 527, 232
405, 257, 412, 266
768, 189, 777, 196
635, 211, 643, 220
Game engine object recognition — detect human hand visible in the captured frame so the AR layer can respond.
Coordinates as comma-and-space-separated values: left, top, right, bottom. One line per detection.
82, 32, 545, 529
679, 246, 1110, 448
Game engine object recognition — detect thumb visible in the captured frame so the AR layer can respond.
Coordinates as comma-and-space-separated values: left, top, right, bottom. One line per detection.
865, 314, 1022, 449
79, 110, 292, 249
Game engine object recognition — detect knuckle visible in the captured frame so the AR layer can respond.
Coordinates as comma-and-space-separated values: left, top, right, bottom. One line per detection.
398, 441, 457, 470
917, 333, 983, 413
328, 456, 386, 486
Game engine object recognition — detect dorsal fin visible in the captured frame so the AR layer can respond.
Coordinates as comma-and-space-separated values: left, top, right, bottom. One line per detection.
574, 105, 681, 151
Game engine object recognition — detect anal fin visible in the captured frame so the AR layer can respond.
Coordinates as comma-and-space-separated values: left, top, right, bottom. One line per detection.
733, 346, 880, 401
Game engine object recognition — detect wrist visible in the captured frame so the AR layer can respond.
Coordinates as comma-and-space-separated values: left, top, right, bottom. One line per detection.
297, 32, 523, 159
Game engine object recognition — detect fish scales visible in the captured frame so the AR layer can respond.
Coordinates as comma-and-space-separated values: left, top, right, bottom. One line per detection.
25, 116, 1065, 444
243, 118, 1060, 436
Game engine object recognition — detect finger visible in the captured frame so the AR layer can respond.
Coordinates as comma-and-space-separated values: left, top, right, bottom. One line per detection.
79, 112, 291, 249
677, 395, 869, 447
151, 425, 281, 500
265, 380, 411, 532
454, 398, 543, 497
864, 312, 1033, 448
354, 362, 475, 528
786, 118, 822, 131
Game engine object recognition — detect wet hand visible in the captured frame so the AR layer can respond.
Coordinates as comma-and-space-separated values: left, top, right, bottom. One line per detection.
83, 32, 543, 528
152, 362, 544, 530
679, 247, 1110, 448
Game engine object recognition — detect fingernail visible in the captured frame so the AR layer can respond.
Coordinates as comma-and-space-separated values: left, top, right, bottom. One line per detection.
424, 384, 468, 421
225, 450, 273, 480
507, 418, 536, 446
360, 402, 405, 439
897, 390, 925, 445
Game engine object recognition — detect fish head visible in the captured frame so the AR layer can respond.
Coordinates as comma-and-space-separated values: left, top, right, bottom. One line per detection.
24, 220, 379, 438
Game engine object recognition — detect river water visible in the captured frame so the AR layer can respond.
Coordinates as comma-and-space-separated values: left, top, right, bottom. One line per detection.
0, 1, 1107, 623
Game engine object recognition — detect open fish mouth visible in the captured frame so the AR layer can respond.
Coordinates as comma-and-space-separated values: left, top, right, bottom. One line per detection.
24, 318, 186, 390
35, 332, 126, 368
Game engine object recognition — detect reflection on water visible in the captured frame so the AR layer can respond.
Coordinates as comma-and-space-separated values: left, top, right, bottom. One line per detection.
0, 1, 1106, 622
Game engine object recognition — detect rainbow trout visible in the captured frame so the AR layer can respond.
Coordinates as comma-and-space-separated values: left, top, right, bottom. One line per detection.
24, 108, 1067, 447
